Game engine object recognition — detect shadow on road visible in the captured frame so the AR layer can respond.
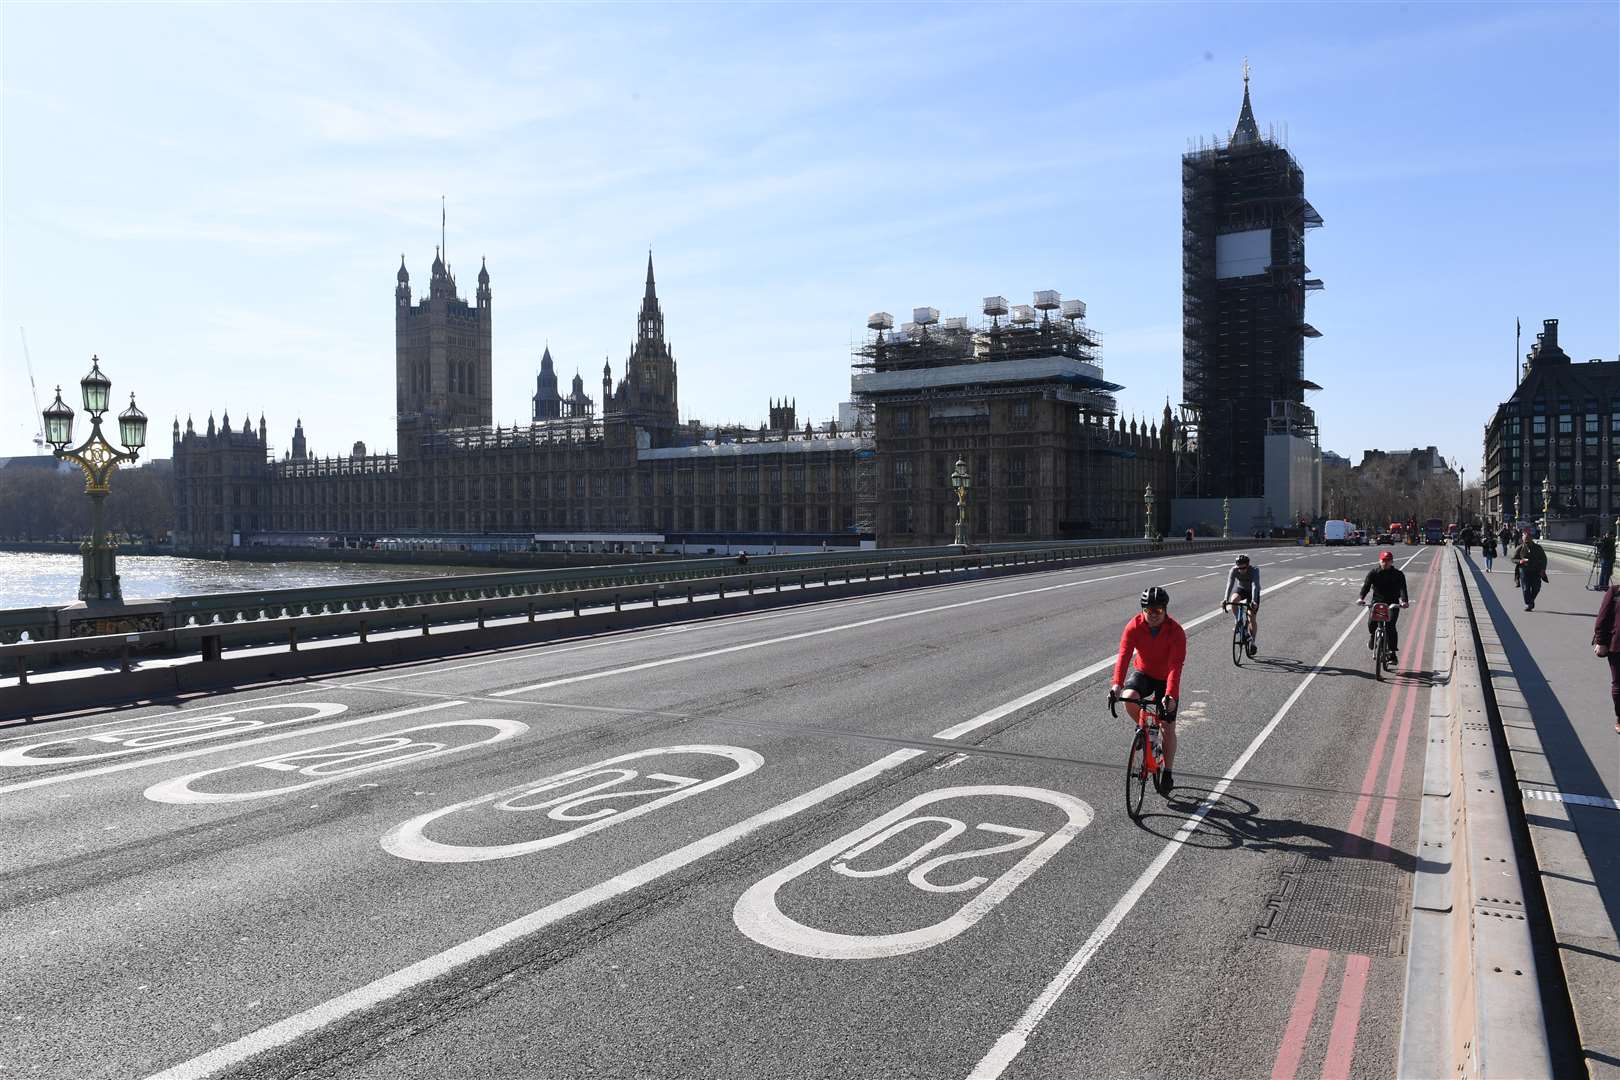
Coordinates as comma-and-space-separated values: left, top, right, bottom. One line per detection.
1130, 785, 1416, 871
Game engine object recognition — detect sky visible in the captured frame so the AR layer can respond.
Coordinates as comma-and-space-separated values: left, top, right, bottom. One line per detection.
2, 2, 1616, 481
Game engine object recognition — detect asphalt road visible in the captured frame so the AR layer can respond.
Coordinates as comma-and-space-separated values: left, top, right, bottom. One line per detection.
1, 543, 1444, 1080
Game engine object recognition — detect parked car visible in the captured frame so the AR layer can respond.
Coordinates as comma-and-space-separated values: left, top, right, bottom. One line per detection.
1376, 531, 1394, 544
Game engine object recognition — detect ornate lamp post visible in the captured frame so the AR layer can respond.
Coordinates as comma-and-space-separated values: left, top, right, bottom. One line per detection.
949, 457, 971, 547
1540, 474, 1552, 538
1143, 483, 1155, 540
41, 356, 148, 605
1222, 496, 1231, 539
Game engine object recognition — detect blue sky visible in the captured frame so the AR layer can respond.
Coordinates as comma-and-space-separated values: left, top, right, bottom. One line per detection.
3, 2, 1616, 480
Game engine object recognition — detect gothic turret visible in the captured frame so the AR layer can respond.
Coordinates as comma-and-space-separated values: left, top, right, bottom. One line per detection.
533, 346, 562, 421
291, 417, 307, 461
476, 256, 491, 309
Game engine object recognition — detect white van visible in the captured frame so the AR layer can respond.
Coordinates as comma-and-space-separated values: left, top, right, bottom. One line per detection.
1322, 520, 1354, 546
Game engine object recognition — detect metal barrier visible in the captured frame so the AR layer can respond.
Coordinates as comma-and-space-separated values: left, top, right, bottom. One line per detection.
0, 537, 1284, 681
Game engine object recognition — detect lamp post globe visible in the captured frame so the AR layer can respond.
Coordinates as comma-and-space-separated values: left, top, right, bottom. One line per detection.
80, 355, 111, 414
118, 393, 148, 450
42, 386, 74, 448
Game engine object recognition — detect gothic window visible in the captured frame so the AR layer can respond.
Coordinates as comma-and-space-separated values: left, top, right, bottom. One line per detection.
1007, 451, 1027, 488
894, 409, 911, 435
1558, 414, 1573, 435
1532, 417, 1546, 435
1008, 504, 1028, 535
893, 459, 912, 491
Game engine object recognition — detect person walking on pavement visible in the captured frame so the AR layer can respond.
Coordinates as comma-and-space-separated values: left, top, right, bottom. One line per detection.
1514, 529, 1549, 611
1597, 532, 1616, 590
1591, 584, 1620, 733
1481, 530, 1496, 572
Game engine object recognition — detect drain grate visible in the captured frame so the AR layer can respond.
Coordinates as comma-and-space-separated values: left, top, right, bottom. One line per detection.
1254, 855, 1409, 956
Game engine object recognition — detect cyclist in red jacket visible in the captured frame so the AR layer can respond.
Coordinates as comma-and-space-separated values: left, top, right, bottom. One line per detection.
1111, 585, 1188, 792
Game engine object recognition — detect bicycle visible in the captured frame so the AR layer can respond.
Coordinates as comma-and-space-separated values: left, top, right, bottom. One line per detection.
1361, 600, 1400, 681
1225, 597, 1257, 666
1110, 690, 1169, 819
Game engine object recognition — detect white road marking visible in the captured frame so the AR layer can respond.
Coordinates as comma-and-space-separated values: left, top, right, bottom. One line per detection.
0, 701, 462, 797
142, 747, 928, 1080
1522, 787, 1620, 812
491, 566, 1168, 698
380, 746, 764, 863
0, 703, 350, 768
966, 606, 1367, 1080
141, 568, 1317, 1079
733, 786, 1092, 959
934, 753, 971, 771
144, 719, 528, 805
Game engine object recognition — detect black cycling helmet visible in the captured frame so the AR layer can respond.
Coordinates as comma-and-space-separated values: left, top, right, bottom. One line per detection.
1140, 586, 1170, 610
1234, 554, 1250, 565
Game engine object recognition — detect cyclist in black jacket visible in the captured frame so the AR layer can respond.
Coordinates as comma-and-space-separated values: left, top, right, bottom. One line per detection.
1358, 550, 1410, 653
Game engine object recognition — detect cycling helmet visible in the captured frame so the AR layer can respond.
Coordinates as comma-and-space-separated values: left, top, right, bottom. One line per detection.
1140, 586, 1170, 610
1234, 554, 1250, 566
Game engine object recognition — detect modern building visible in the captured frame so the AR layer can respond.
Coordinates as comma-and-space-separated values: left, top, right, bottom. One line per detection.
1178, 69, 1322, 526
1483, 318, 1620, 537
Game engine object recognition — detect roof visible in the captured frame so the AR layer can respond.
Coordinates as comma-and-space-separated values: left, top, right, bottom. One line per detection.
639, 436, 872, 461
851, 354, 1121, 396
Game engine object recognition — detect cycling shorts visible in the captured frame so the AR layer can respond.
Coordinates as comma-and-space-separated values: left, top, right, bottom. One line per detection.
1121, 669, 1172, 720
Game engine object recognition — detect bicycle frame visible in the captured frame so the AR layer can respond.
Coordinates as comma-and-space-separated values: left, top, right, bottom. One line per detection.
1368, 602, 1395, 680
1110, 690, 1165, 817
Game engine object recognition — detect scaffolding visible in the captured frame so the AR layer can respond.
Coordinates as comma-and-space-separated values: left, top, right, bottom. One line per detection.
1182, 124, 1323, 500
851, 295, 1115, 416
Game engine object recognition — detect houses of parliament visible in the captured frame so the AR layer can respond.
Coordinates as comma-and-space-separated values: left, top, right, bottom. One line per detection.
172, 246, 1177, 551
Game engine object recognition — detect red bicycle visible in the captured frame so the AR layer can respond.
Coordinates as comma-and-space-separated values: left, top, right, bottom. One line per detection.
1361, 600, 1400, 681
1110, 690, 1168, 819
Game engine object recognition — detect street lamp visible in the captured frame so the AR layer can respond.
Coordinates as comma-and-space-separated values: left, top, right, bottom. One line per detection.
950, 457, 971, 547
1143, 483, 1156, 540
42, 356, 147, 605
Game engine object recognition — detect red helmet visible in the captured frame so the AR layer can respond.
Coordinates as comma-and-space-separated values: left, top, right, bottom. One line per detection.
1378, 550, 1394, 562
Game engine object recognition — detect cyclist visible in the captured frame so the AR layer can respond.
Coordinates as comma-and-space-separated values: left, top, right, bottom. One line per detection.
1221, 554, 1261, 657
1111, 585, 1188, 793
1358, 550, 1410, 657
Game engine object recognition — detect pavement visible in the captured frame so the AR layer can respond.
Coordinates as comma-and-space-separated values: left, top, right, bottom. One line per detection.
0, 544, 1448, 1080
1459, 543, 1620, 1078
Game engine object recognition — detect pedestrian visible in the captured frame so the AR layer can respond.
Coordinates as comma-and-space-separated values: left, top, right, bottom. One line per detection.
1481, 531, 1496, 572
1185, 527, 1195, 543
1592, 584, 1620, 733
1514, 529, 1549, 611
1598, 532, 1616, 590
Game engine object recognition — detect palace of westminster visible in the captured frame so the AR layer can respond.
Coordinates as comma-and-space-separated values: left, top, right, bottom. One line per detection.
171, 80, 1321, 552
171, 249, 1177, 551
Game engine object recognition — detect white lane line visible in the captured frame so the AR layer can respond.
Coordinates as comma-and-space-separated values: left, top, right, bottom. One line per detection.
142, 748, 928, 1080
142, 570, 1315, 1079
1522, 787, 1620, 812
491, 566, 1168, 697
0, 701, 463, 797
966, 605, 1366, 1080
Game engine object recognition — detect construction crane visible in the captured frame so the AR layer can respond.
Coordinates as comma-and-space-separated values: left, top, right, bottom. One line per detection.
20, 327, 46, 454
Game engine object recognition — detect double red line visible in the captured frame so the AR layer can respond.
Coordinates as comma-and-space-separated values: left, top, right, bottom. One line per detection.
1269, 550, 1442, 1080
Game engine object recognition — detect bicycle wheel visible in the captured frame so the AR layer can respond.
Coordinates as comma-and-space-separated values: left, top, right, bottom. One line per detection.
1232, 622, 1244, 666
1125, 728, 1149, 819
1373, 625, 1385, 682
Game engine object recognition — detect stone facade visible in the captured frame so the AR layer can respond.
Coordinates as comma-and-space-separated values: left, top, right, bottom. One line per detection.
173, 255, 1175, 551
1483, 318, 1620, 536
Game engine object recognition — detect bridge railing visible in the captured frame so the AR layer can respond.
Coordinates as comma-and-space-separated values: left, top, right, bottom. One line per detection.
0, 537, 1285, 682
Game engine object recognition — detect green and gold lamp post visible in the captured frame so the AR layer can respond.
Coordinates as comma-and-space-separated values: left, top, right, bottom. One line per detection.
42, 356, 148, 605
950, 457, 971, 547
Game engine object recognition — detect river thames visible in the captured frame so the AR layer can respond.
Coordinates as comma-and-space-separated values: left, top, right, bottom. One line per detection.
0, 552, 489, 609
